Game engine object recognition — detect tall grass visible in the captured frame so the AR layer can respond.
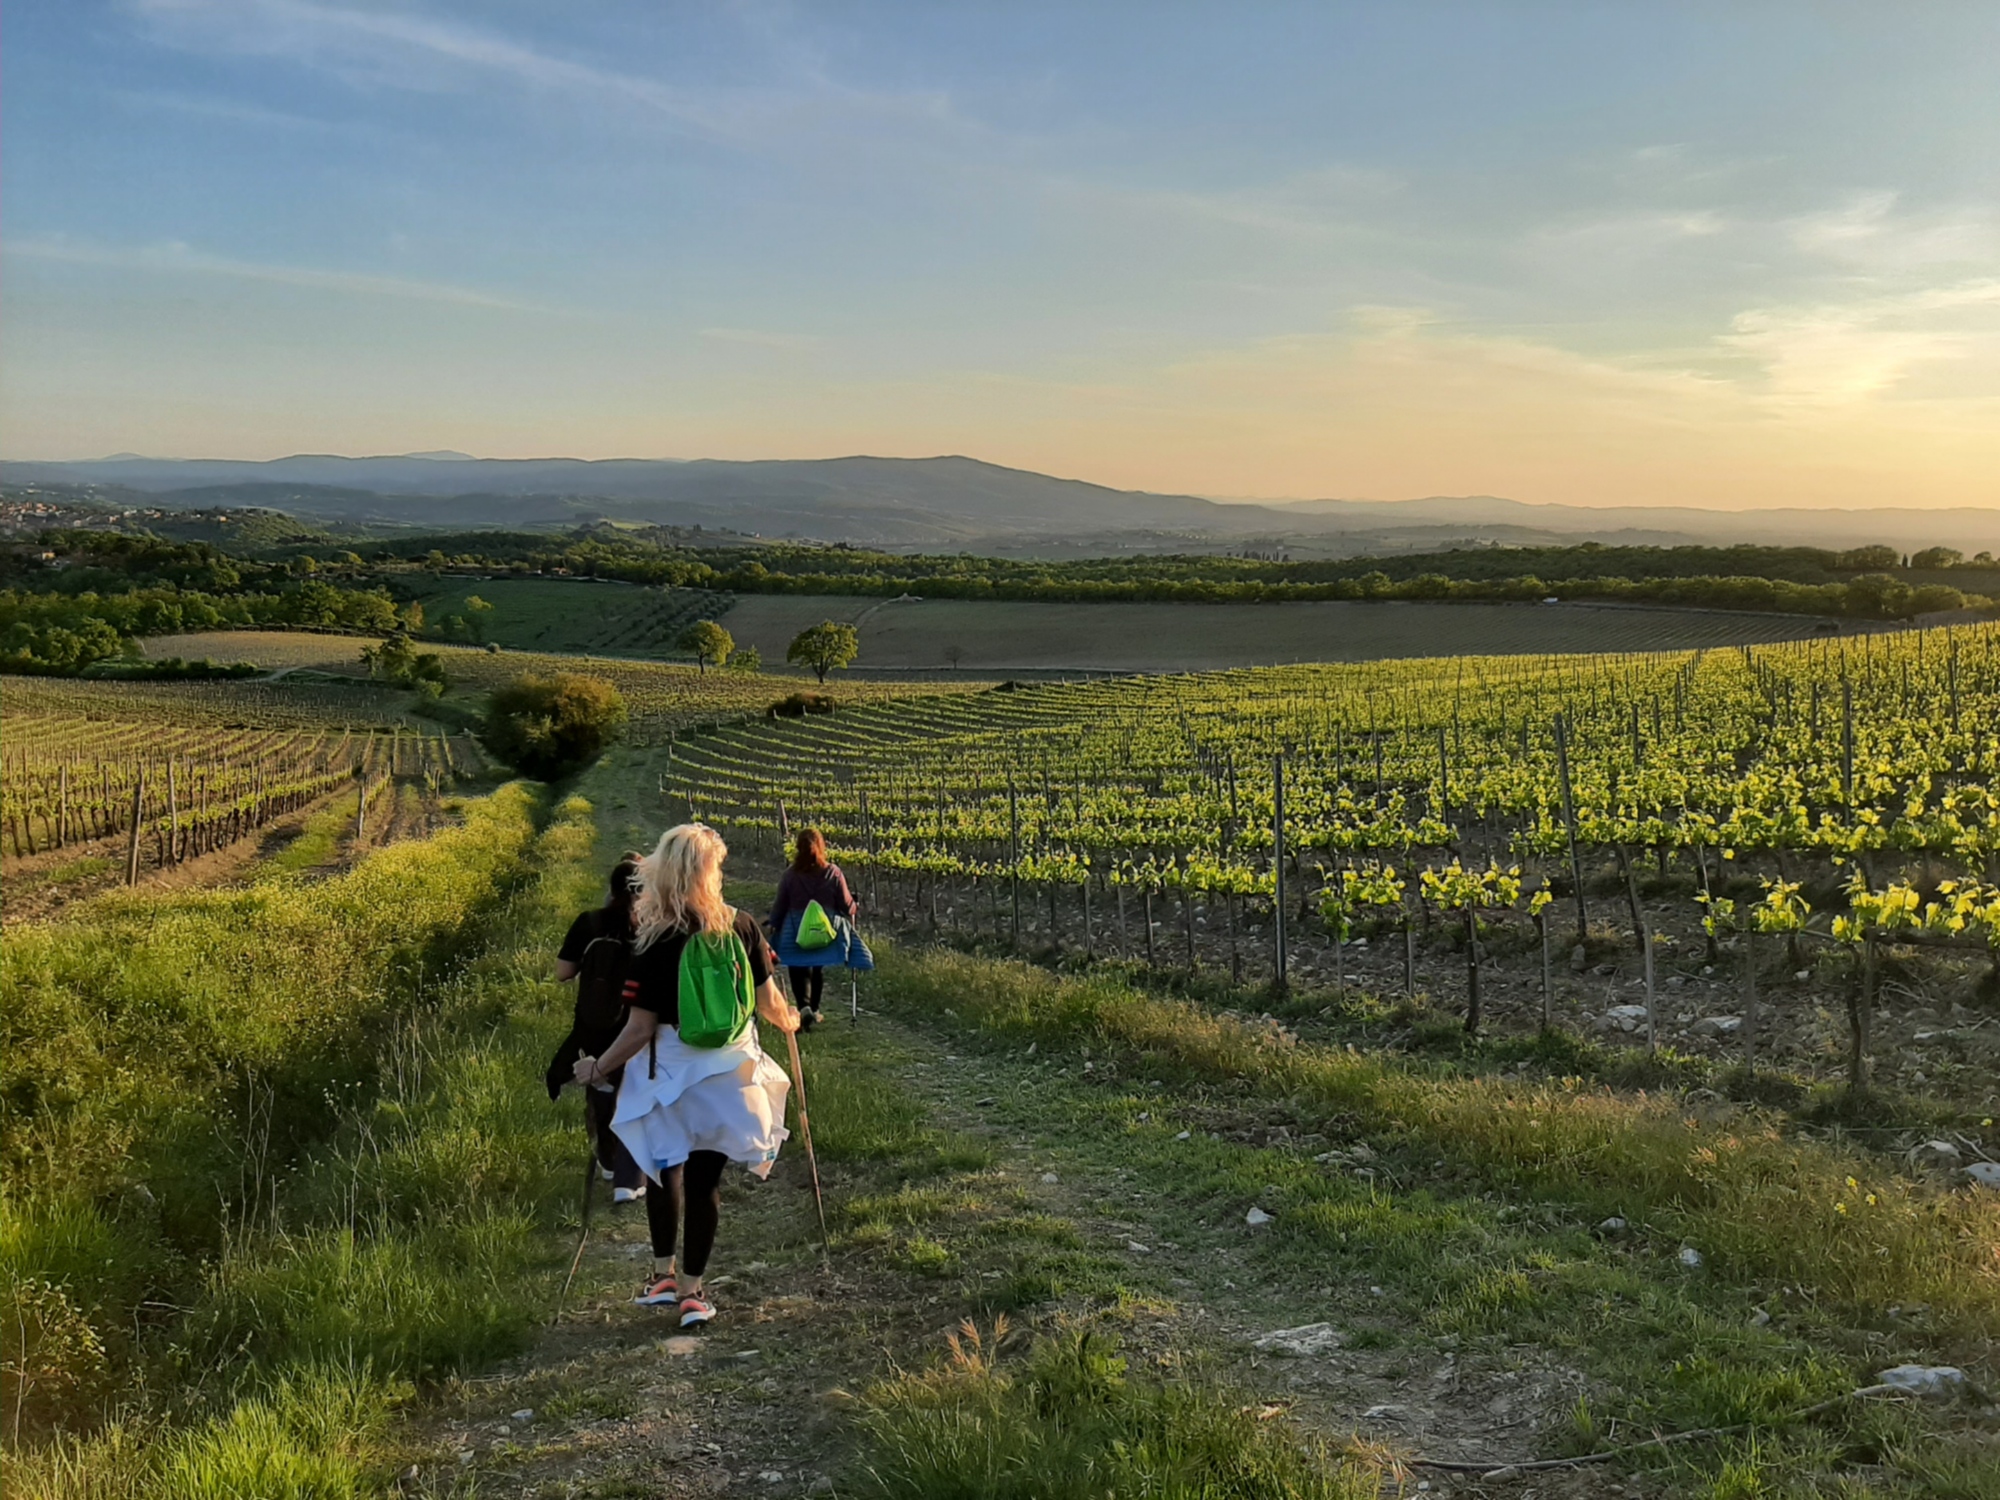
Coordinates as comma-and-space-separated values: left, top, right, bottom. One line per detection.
851, 1322, 1375, 1500
4, 794, 597, 1494
875, 947, 2000, 1338
2, 783, 564, 1452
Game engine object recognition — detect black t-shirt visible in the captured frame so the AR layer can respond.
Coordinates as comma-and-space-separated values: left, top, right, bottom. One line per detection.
557, 910, 609, 966
624, 908, 774, 1027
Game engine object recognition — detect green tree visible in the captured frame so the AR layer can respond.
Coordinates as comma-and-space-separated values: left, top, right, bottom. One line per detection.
1911, 546, 1964, 570
678, 619, 734, 674
786, 620, 859, 684
482, 673, 628, 779
463, 594, 494, 643
725, 645, 761, 673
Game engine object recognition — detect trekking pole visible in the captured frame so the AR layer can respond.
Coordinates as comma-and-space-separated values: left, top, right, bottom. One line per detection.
554, 1097, 599, 1318
784, 1028, 833, 1261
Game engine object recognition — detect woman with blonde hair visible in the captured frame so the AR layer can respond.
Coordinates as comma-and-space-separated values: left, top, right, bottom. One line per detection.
573, 823, 798, 1327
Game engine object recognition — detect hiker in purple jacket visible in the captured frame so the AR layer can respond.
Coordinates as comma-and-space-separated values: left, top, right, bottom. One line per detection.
769, 828, 857, 1032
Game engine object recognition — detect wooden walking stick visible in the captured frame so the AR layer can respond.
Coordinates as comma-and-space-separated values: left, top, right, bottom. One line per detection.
784, 1028, 832, 1260
554, 1098, 600, 1318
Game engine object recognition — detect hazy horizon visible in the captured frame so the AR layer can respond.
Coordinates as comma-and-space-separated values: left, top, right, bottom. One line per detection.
6, 4, 2000, 513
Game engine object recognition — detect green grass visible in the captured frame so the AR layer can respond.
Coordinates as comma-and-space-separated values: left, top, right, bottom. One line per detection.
5, 793, 599, 1495
857, 940, 1999, 1496
872, 947, 2000, 1340
850, 1325, 1375, 1500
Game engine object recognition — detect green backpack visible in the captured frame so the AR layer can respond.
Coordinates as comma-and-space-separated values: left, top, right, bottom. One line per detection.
675, 914, 756, 1050
795, 898, 838, 950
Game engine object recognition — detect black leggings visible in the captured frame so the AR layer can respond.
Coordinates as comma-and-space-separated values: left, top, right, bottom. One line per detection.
645, 1150, 727, 1275
789, 966, 825, 1009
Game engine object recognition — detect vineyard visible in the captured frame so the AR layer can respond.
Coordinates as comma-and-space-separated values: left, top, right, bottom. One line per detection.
1, 680, 488, 917
662, 623, 2000, 1096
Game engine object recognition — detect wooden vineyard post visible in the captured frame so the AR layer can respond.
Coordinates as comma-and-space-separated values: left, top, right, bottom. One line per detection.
1435, 726, 1451, 825
126, 769, 145, 885
167, 759, 180, 867
57, 763, 69, 849
1007, 780, 1021, 948
1463, 904, 1481, 1036
1641, 913, 1656, 1053
1850, 935, 1876, 1091
1538, 904, 1552, 1031
1272, 753, 1289, 993
1183, 887, 1197, 973
777, 799, 790, 846
1841, 680, 1855, 805
356, 775, 368, 846
861, 789, 877, 911
1143, 887, 1156, 968
1553, 714, 1589, 946
1082, 875, 1093, 960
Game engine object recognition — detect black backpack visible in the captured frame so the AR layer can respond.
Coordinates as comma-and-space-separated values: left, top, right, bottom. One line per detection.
573, 915, 633, 1053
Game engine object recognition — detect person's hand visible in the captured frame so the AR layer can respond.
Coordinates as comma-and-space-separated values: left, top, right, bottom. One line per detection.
771, 1005, 801, 1035
572, 1054, 599, 1085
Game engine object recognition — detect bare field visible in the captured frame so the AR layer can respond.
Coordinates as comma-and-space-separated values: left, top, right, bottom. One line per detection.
717, 593, 1844, 672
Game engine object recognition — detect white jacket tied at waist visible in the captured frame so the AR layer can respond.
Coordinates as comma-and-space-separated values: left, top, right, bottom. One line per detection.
610, 1024, 791, 1182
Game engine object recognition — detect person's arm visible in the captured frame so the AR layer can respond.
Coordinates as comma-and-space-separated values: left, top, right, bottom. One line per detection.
755, 976, 800, 1032
573, 1005, 657, 1085
767, 871, 794, 933
831, 867, 859, 920
554, 958, 580, 982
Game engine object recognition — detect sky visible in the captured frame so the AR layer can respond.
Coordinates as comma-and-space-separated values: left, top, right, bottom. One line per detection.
5, 1, 2000, 511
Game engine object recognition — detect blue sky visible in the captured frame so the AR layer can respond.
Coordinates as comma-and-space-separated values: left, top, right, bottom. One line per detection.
6, 1, 1999, 509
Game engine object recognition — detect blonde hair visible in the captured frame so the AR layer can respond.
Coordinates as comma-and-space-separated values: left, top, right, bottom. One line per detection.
632, 823, 733, 950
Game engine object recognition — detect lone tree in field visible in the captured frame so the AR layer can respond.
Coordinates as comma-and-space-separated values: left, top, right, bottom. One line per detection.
678, 619, 734, 674
786, 620, 859, 685
482, 672, 628, 779
943, 644, 965, 670
464, 594, 494, 643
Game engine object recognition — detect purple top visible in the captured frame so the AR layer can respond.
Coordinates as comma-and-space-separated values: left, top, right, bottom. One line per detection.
770, 863, 858, 932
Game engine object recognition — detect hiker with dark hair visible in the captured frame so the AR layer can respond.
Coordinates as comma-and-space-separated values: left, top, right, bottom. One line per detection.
575, 823, 798, 1328
768, 827, 858, 1031
547, 858, 647, 1203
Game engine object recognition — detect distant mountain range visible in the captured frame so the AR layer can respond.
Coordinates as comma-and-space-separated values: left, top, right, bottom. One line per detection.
6, 452, 1997, 554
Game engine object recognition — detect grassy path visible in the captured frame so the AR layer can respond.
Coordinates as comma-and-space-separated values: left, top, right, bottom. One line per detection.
405, 953, 1995, 1498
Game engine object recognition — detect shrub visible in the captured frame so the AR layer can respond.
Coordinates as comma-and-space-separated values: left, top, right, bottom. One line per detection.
481, 673, 627, 778
768, 691, 836, 718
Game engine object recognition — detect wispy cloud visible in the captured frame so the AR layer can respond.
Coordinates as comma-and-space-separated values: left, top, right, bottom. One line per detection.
105, 86, 349, 132
1723, 279, 2000, 404
7, 235, 551, 312
1788, 192, 1998, 271
126, 0, 973, 147
130, 0, 739, 135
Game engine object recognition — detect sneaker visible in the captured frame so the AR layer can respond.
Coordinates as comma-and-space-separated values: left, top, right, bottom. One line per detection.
797, 1007, 820, 1034
598, 1165, 615, 1183
634, 1276, 679, 1307
677, 1295, 716, 1328
613, 1184, 646, 1204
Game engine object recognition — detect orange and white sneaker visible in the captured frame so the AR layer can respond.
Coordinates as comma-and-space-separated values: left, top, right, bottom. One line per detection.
677, 1295, 716, 1328
634, 1275, 678, 1307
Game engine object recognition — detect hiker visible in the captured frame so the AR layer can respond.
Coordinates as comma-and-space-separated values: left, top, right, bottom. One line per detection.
546, 858, 648, 1204
768, 827, 858, 1031
573, 823, 798, 1328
